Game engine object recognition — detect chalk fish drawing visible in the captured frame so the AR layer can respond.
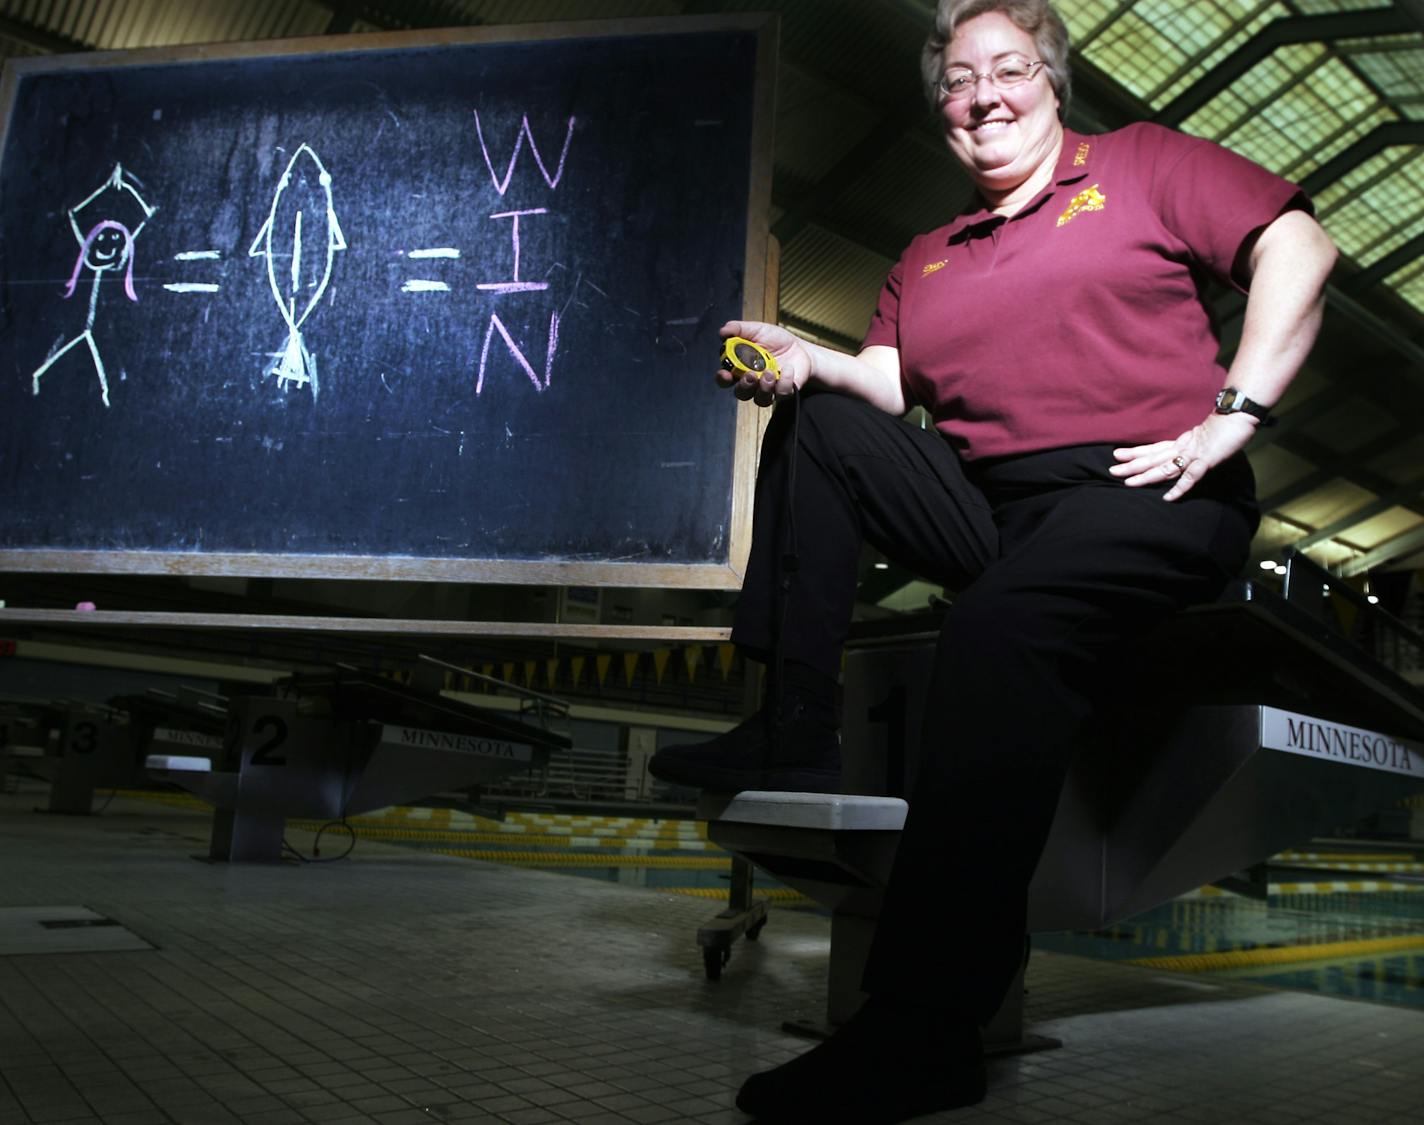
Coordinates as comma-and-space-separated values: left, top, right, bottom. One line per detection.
249, 143, 346, 399
31, 164, 155, 407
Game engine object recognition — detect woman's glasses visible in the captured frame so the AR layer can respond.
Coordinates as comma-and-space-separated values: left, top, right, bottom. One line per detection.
938, 58, 1044, 100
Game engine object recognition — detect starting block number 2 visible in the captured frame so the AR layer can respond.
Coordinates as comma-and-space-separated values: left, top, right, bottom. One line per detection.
226, 712, 290, 767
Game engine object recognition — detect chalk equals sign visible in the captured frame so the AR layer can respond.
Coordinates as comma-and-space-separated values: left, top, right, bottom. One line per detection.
164, 250, 221, 293
400, 248, 460, 293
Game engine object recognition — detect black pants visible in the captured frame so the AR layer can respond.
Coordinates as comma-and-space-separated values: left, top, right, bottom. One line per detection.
731, 391, 1259, 1022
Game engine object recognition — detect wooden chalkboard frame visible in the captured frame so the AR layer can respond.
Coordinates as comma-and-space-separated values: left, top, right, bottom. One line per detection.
0, 14, 777, 590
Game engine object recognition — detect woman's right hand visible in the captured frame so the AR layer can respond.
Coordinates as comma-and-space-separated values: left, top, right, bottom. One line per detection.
716, 321, 812, 407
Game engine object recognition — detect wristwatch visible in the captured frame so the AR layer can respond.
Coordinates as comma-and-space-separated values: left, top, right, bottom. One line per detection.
1214, 386, 1275, 426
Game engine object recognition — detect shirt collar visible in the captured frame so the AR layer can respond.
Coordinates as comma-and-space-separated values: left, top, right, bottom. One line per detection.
942, 126, 1093, 242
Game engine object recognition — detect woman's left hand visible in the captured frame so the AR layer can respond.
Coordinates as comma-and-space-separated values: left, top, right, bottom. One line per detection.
1109, 412, 1259, 501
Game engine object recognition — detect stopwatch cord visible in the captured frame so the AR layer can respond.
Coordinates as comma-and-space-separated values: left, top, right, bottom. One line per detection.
771, 385, 801, 721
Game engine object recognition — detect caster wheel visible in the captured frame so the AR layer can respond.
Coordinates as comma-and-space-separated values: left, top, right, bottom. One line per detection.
703, 946, 729, 981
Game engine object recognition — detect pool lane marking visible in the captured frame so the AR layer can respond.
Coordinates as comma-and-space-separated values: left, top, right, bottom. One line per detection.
1277, 851, 1416, 862
308, 825, 719, 850
1126, 934, 1424, 973
428, 848, 730, 868
663, 886, 810, 904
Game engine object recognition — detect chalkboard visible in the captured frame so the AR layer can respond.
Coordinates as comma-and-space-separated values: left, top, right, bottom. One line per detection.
0, 16, 774, 588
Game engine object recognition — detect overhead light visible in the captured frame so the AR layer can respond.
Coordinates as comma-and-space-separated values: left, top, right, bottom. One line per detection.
873, 562, 889, 570
1259, 559, 1277, 570
1368, 595, 1380, 605
1274, 564, 1287, 575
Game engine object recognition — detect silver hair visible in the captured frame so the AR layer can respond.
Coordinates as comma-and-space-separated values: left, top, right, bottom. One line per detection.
921, 0, 1071, 121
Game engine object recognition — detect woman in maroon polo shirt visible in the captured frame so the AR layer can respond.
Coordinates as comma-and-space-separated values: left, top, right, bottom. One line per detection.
649, 1, 1337, 1121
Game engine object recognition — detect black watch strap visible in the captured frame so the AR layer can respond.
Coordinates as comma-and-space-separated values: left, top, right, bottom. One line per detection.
1215, 387, 1275, 426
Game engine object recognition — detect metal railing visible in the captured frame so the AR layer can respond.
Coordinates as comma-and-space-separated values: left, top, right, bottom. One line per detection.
1284, 551, 1424, 678
485, 745, 631, 803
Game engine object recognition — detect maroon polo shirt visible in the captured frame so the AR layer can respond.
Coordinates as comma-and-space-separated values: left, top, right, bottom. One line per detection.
862, 123, 1309, 460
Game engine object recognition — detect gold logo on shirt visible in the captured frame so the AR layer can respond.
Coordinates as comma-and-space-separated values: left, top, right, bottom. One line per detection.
1057, 184, 1106, 227
1074, 142, 1091, 166
922, 259, 949, 276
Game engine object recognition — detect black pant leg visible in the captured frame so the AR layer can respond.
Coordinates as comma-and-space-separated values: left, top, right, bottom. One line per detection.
731, 391, 997, 678
862, 457, 1259, 1021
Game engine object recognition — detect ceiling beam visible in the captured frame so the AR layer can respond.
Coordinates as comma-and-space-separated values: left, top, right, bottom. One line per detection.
323, 3, 364, 35
1213, 237, 1424, 408
1246, 384, 1351, 452
1257, 424, 1416, 512
1341, 228, 1424, 294
1154, 9, 1415, 128
0, 12, 89, 53
1291, 473, 1424, 551
772, 201, 905, 267
1336, 522, 1424, 576
771, 93, 930, 250
1065, 52, 1153, 130
1299, 122, 1424, 197
312, 0, 475, 32
1317, 282, 1424, 391
1399, 0, 1424, 37
777, 312, 861, 353
1271, 432, 1424, 551
1275, 431, 1406, 502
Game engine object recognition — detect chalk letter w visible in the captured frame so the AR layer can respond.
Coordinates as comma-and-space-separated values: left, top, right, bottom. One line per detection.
474, 111, 577, 197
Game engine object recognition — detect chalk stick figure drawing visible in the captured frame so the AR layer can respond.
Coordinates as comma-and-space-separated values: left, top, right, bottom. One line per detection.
248, 143, 345, 400
30, 165, 155, 408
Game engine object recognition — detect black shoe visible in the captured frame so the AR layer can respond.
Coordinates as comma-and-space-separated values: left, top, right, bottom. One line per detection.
648, 661, 842, 793
735, 995, 986, 1123
647, 705, 841, 793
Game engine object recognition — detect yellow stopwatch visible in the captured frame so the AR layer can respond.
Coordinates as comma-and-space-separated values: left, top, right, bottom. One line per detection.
720, 336, 781, 380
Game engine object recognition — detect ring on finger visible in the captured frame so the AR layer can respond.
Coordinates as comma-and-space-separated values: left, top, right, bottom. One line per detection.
1171, 454, 1188, 471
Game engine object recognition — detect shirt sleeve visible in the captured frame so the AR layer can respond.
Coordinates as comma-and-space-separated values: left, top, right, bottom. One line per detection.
862, 254, 905, 351
1145, 124, 1311, 292
861, 254, 920, 409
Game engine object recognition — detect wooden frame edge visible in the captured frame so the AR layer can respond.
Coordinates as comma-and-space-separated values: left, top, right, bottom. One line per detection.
0, 607, 731, 641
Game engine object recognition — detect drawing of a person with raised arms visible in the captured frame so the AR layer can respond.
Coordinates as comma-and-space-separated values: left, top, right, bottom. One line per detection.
31, 164, 155, 408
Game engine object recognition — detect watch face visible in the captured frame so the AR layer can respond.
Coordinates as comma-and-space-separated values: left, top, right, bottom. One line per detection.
1217, 388, 1239, 410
